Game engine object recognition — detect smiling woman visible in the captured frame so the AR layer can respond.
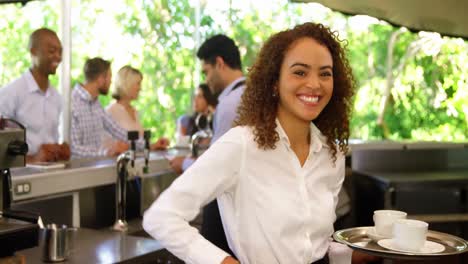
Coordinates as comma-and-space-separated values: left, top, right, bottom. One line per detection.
143, 22, 360, 264
236, 22, 354, 161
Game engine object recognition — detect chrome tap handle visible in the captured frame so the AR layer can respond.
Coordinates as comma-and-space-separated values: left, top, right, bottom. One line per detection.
191, 130, 210, 158
112, 151, 131, 232
127, 131, 139, 168
143, 130, 151, 173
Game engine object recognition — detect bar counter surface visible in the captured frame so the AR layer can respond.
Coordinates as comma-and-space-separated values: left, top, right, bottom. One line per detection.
9, 149, 189, 202
17, 228, 164, 264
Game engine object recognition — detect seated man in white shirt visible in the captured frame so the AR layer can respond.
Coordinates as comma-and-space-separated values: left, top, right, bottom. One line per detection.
0, 28, 70, 163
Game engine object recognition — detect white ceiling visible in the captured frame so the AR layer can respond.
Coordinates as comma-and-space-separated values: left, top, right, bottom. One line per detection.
291, 0, 468, 39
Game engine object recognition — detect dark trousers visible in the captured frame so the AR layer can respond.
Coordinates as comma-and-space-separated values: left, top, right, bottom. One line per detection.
312, 255, 329, 264
200, 199, 236, 257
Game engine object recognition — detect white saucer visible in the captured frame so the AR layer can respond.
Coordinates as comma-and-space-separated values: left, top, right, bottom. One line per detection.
366, 227, 389, 242
378, 238, 445, 254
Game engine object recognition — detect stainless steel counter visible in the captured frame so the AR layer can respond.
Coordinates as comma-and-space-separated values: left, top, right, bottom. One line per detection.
10, 149, 189, 202
17, 228, 175, 264
9, 148, 190, 227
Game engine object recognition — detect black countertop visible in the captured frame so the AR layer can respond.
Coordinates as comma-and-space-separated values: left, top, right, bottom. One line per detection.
18, 228, 165, 264
354, 169, 468, 190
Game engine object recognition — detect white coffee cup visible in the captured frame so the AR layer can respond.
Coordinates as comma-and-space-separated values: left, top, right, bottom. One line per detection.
373, 210, 407, 237
393, 219, 428, 251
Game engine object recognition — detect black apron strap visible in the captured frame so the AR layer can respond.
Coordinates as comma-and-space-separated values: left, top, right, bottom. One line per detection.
311, 254, 329, 264
231, 80, 245, 91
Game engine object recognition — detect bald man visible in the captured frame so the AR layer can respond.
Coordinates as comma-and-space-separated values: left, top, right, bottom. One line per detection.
0, 28, 70, 163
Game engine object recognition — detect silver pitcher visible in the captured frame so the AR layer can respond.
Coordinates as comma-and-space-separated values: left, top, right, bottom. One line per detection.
42, 224, 77, 262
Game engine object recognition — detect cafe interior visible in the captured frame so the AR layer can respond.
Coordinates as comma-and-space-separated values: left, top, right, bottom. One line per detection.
0, 0, 467, 263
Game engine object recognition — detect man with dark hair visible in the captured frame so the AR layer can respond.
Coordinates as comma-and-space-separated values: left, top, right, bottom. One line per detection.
169, 34, 245, 260
196, 34, 242, 71
70, 57, 130, 157
0, 28, 70, 162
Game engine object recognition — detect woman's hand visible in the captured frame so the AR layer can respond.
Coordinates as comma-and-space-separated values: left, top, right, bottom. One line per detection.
221, 256, 239, 264
107, 141, 129, 156
150, 137, 170, 150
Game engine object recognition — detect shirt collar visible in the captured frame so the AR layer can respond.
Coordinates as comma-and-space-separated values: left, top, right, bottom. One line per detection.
219, 76, 246, 98
25, 70, 52, 95
275, 119, 329, 153
74, 83, 94, 102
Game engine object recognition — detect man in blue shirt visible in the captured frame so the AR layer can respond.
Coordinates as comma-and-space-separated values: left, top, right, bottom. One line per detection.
169, 34, 245, 259
170, 35, 245, 172
0, 28, 70, 163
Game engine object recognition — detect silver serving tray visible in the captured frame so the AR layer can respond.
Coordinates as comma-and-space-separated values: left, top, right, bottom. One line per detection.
333, 226, 468, 260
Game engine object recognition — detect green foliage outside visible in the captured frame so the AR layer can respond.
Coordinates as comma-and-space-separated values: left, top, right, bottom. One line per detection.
0, 0, 466, 143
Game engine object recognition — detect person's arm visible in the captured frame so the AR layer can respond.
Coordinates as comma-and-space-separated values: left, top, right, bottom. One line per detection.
143, 128, 244, 264
53, 94, 63, 144
168, 156, 195, 174
102, 108, 147, 150
150, 137, 170, 150
0, 84, 17, 120
26, 144, 58, 163
70, 110, 108, 157
221, 256, 240, 264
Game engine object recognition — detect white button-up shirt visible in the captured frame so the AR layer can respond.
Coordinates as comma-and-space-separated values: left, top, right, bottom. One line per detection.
0, 70, 62, 154
143, 121, 351, 264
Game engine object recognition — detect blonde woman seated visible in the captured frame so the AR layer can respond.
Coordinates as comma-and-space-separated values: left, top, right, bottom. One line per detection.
106, 65, 169, 150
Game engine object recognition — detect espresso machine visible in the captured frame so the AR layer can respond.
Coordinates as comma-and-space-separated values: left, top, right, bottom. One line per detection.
0, 117, 39, 257
191, 113, 213, 158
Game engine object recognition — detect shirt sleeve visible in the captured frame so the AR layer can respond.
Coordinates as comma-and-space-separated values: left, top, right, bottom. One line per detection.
143, 128, 244, 264
182, 157, 195, 171
0, 84, 17, 119
54, 93, 63, 143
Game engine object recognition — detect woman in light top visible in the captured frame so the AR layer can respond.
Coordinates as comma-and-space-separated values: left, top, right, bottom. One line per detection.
143, 23, 370, 264
106, 65, 168, 150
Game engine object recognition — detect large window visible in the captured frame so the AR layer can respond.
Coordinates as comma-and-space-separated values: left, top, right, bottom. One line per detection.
1, 0, 466, 141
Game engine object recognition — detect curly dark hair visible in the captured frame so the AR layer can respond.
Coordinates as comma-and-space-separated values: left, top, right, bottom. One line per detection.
235, 22, 355, 160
